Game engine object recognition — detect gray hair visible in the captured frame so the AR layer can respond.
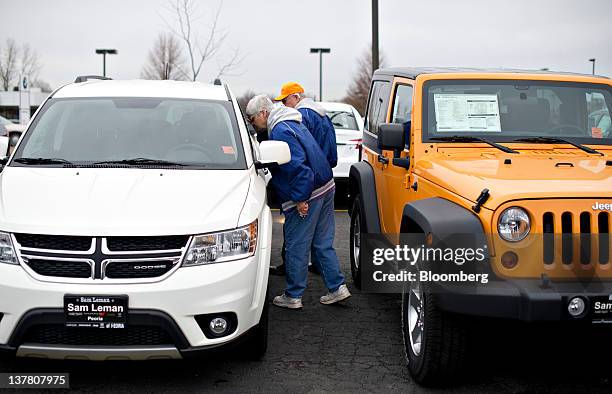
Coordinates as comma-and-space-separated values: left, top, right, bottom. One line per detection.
246, 94, 274, 116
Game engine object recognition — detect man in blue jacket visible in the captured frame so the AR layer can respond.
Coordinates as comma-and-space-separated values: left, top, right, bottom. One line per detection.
246, 95, 350, 309
271, 82, 338, 276
275, 82, 337, 168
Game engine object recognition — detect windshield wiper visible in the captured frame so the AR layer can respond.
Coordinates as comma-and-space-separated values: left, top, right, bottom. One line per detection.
13, 157, 74, 165
430, 136, 519, 154
512, 137, 603, 156
91, 158, 187, 166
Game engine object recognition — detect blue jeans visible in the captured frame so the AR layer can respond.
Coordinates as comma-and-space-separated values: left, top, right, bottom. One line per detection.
283, 190, 345, 299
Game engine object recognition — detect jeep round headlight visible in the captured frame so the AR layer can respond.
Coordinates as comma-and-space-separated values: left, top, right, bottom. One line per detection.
182, 220, 257, 266
498, 207, 530, 242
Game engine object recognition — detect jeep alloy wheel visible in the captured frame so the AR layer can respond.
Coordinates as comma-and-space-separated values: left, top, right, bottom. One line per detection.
402, 278, 467, 386
407, 279, 424, 356
349, 197, 363, 288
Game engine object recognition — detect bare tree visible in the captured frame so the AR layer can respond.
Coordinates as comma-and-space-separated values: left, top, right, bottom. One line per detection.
236, 89, 257, 114
162, 0, 244, 81
20, 43, 42, 82
342, 46, 386, 115
0, 39, 20, 90
142, 32, 186, 80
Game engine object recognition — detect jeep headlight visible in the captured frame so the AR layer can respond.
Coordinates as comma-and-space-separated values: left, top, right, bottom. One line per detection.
0, 232, 18, 265
498, 207, 530, 242
182, 221, 257, 266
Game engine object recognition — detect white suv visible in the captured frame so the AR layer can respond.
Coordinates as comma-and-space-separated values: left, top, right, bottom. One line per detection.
0, 76, 290, 361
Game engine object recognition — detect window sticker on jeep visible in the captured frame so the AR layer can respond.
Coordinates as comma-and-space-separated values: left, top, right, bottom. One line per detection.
434, 94, 501, 132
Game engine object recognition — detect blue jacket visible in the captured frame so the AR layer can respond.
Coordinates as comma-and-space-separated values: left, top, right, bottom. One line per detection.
267, 107, 334, 212
295, 99, 338, 168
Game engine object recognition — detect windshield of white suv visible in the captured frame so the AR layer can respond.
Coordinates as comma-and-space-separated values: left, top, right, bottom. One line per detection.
11, 97, 246, 169
423, 80, 612, 145
328, 111, 359, 130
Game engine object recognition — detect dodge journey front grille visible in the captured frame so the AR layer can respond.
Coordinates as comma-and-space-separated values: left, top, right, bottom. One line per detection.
14, 235, 189, 282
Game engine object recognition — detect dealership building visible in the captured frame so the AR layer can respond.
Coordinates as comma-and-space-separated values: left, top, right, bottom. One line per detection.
0, 87, 50, 124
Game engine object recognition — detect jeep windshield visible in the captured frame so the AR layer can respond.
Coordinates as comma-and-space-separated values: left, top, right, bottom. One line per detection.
423, 79, 612, 145
11, 97, 246, 169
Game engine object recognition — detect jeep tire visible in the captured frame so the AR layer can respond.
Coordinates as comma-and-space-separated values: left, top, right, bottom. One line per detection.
402, 278, 467, 386
349, 197, 363, 289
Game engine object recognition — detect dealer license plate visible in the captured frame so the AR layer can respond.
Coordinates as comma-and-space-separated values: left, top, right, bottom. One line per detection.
64, 295, 128, 328
591, 295, 612, 324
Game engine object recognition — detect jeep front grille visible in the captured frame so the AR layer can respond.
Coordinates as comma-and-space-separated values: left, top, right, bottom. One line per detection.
494, 199, 611, 278
14, 235, 189, 282
541, 210, 610, 265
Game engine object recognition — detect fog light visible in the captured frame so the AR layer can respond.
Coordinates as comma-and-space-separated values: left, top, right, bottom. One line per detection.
568, 297, 586, 317
209, 317, 228, 335
500, 251, 519, 269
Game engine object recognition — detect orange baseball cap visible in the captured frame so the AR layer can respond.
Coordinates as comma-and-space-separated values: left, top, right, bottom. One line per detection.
274, 82, 305, 101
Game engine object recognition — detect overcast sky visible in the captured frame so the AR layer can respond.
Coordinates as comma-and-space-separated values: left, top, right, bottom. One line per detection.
1, 0, 610, 100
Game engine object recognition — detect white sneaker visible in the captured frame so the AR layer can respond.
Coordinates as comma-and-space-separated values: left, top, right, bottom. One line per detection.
273, 294, 303, 309
320, 284, 351, 305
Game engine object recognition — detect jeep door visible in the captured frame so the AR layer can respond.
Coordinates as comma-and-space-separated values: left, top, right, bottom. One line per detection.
362, 78, 392, 232
378, 78, 415, 234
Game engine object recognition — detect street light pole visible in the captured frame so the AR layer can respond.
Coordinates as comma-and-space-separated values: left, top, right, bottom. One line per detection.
95, 49, 118, 77
310, 48, 330, 101
589, 58, 596, 75
372, 0, 379, 75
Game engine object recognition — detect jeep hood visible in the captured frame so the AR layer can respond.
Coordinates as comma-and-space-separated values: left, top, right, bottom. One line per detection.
0, 167, 252, 235
414, 150, 612, 210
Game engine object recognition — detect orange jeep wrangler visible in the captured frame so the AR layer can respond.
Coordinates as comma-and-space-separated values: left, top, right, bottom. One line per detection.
348, 68, 612, 384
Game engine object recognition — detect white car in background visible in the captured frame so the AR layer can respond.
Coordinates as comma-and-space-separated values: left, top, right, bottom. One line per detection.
319, 102, 363, 186
0, 116, 27, 156
0, 116, 26, 134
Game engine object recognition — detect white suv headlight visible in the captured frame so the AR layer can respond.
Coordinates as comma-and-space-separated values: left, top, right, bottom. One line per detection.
0, 232, 18, 265
182, 220, 258, 266
498, 207, 530, 242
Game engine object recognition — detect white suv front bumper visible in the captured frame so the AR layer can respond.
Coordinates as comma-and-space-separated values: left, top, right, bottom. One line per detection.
0, 211, 272, 360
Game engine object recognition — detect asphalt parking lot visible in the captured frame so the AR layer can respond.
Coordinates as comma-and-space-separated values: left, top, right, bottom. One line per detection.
2, 207, 612, 393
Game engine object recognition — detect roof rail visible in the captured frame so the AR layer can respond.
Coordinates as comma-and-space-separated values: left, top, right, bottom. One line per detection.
74, 75, 112, 83
213, 78, 231, 101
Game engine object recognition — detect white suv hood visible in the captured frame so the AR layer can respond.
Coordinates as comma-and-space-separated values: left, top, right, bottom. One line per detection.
0, 167, 252, 236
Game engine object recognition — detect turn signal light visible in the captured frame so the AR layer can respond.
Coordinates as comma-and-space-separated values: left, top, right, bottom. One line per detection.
500, 251, 519, 269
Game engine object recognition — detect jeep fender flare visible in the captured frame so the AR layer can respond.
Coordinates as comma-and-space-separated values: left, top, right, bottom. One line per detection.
400, 197, 484, 237
348, 161, 381, 234
399, 197, 491, 274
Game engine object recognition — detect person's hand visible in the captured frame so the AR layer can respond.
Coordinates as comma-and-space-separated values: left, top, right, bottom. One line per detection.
297, 201, 309, 218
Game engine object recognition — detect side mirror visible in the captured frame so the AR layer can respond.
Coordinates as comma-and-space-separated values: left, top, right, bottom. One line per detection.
255, 140, 291, 169
378, 123, 405, 153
